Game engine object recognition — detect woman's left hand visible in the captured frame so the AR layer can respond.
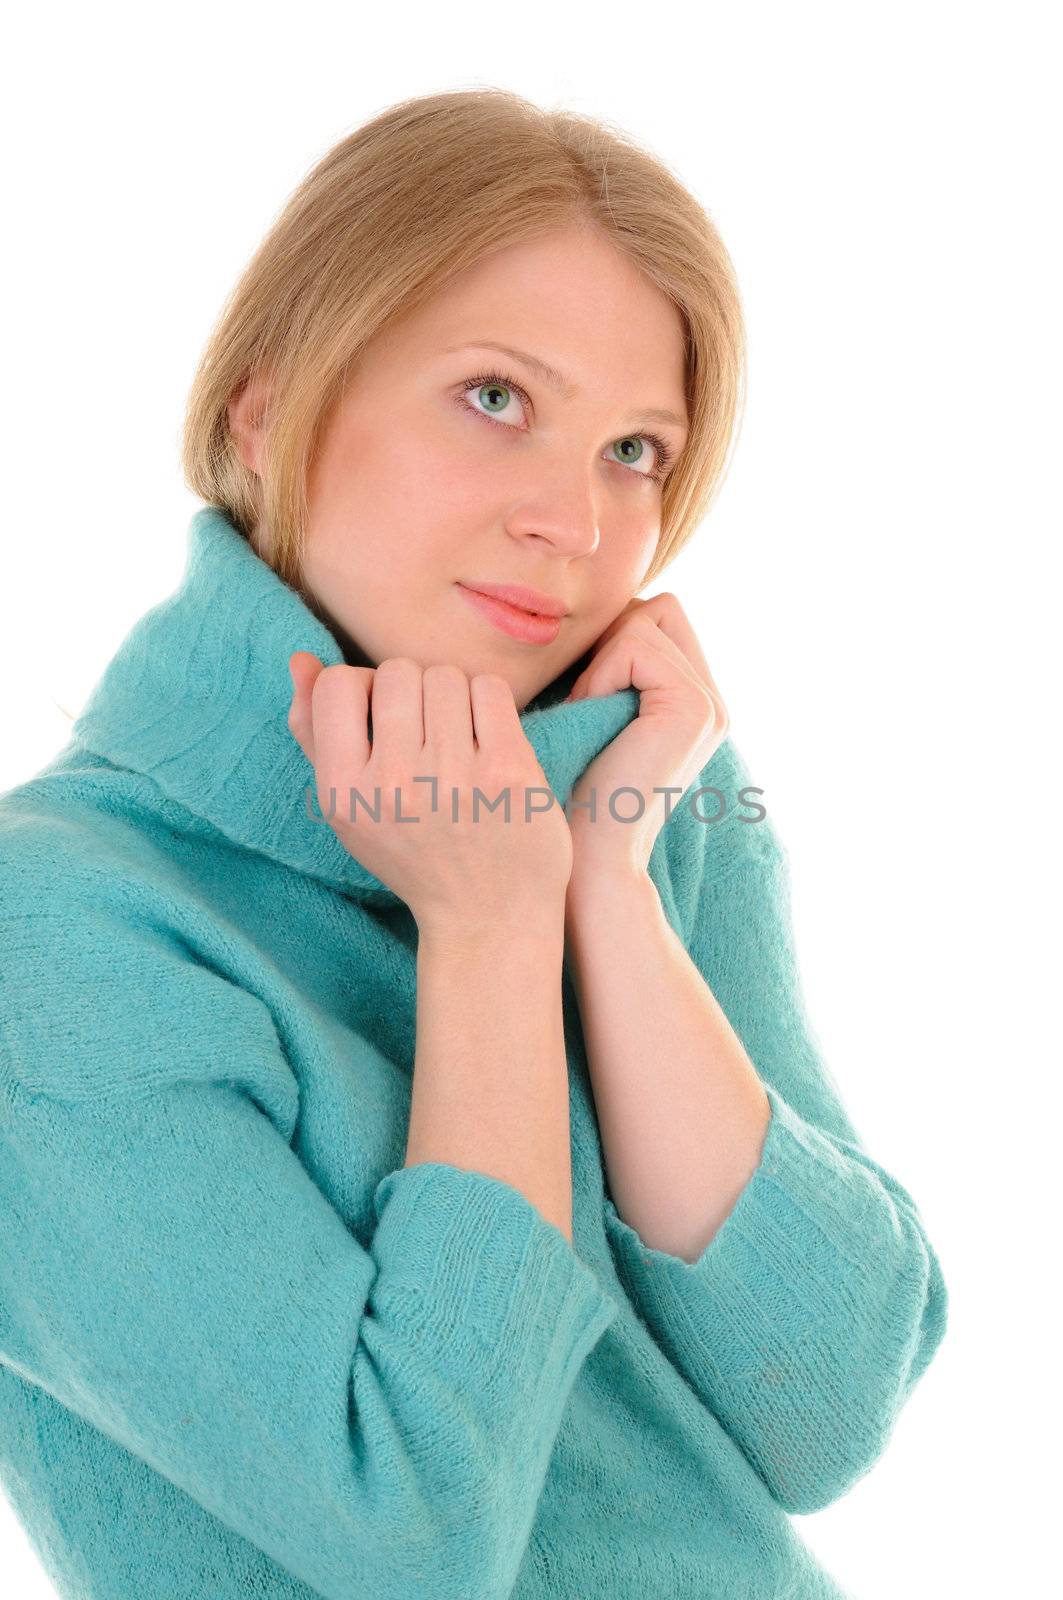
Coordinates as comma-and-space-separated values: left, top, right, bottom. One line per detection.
563, 592, 729, 880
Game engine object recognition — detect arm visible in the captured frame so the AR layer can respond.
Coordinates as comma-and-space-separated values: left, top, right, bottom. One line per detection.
564, 864, 772, 1262
0, 871, 617, 1600
408, 895, 575, 1242
563, 769, 949, 1515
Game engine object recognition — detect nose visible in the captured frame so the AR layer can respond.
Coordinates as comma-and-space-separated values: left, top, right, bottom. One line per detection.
503, 492, 601, 560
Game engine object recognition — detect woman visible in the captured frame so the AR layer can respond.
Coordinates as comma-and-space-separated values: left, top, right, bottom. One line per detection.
0, 89, 947, 1600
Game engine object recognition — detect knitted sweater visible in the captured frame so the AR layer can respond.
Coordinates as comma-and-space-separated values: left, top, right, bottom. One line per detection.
0, 505, 948, 1600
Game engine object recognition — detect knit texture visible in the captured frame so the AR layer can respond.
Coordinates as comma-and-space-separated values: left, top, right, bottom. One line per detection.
0, 506, 948, 1599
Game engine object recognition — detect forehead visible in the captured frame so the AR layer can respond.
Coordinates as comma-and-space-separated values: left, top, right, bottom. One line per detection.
439, 231, 682, 340
355, 228, 689, 427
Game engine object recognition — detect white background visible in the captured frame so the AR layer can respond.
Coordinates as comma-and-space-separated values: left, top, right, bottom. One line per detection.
2, 2, 1059, 1595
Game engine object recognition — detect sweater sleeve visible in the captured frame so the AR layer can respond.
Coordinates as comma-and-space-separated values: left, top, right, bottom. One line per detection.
601, 803, 949, 1515
0, 884, 618, 1600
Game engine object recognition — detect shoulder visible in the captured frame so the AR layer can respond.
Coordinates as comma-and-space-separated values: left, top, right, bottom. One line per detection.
0, 747, 197, 972
0, 740, 210, 881
0, 756, 292, 1119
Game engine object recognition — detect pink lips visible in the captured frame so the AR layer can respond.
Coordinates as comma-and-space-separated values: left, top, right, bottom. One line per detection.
461, 580, 569, 617
456, 584, 564, 645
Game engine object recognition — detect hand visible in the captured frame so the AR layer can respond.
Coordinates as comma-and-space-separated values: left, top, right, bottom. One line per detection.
286, 653, 573, 929
562, 593, 729, 879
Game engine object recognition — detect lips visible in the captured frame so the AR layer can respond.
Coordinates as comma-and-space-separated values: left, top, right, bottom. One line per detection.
455, 584, 564, 646
459, 581, 569, 619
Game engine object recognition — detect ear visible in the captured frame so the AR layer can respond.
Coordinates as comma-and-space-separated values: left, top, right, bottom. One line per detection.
227, 371, 274, 476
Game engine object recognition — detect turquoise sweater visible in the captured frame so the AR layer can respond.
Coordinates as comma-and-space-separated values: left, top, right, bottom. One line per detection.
0, 506, 948, 1600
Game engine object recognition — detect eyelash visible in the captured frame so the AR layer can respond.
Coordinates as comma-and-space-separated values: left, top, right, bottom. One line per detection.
456, 367, 676, 484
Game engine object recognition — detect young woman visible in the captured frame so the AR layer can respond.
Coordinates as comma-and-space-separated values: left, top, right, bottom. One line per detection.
0, 89, 947, 1600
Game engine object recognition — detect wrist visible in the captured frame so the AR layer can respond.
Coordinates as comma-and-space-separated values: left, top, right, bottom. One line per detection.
564, 860, 660, 932
566, 854, 654, 902
415, 887, 568, 947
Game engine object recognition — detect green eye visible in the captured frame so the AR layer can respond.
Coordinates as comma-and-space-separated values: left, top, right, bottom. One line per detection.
478, 382, 511, 414
612, 438, 645, 467
462, 373, 528, 424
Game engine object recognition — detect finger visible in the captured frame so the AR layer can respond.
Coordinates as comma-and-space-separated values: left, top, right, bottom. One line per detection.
366, 658, 424, 763
574, 626, 699, 708
578, 632, 718, 780
469, 671, 524, 753
620, 618, 727, 745
570, 614, 704, 700
575, 593, 719, 702
635, 592, 719, 699
287, 652, 325, 764
627, 606, 729, 741
308, 664, 374, 796
421, 663, 475, 757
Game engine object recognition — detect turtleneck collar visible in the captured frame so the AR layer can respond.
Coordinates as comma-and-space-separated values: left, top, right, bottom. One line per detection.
69, 506, 644, 907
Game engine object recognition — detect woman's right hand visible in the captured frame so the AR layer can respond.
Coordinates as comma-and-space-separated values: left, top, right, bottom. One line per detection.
287, 653, 573, 928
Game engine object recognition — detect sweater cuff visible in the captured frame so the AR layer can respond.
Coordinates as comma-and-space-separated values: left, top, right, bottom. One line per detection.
372, 1161, 619, 1397
600, 1080, 946, 1514
602, 1081, 880, 1358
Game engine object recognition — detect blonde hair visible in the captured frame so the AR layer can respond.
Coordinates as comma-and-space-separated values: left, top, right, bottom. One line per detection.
180, 87, 746, 593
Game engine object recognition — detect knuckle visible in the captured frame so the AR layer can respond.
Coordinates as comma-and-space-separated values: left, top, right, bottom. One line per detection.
474, 762, 508, 795
706, 693, 727, 731
375, 656, 421, 677
422, 662, 468, 686
470, 671, 512, 695
314, 770, 341, 809
481, 765, 524, 801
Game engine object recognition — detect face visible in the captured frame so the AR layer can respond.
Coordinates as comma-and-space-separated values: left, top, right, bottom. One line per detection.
230, 223, 690, 712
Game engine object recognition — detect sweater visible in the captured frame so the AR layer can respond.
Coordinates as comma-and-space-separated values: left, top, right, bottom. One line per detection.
0, 504, 948, 1600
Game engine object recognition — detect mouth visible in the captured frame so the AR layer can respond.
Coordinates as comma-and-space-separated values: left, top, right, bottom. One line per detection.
455, 584, 565, 646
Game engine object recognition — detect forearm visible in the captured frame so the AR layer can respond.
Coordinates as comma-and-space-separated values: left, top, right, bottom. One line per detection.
407, 898, 575, 1241
564, 865, 770, 1263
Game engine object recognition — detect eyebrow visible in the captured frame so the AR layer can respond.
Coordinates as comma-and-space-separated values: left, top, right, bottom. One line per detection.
443, 339, 689, 433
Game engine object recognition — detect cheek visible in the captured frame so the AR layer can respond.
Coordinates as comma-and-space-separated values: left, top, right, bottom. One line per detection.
606, 538, 658, 606
416, 440, 503, 521
366, 412, 493, 533
634, 521, 663, 577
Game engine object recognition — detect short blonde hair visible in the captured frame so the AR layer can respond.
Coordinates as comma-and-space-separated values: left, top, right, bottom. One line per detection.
180, 87, 746, 593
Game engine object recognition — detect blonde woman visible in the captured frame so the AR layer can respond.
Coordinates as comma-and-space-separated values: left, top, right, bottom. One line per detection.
0, 89, 947, 1600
